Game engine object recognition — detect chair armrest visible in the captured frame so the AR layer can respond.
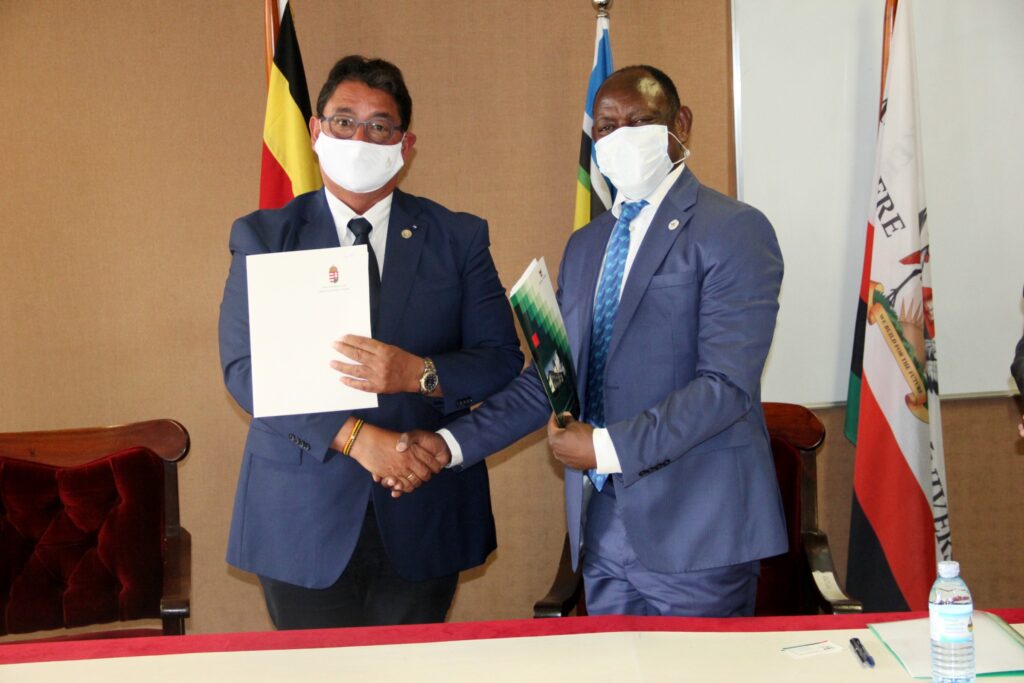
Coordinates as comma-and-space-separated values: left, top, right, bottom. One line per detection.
533, 534, 583, 618
802, 529, 863, 614
161, 527, 192, 634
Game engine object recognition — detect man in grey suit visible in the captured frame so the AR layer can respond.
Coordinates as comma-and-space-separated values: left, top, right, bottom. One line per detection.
397, 65, 787, 617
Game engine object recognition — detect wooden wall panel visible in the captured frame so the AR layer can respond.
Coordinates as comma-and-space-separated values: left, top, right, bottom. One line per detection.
815, 397, 1024, 610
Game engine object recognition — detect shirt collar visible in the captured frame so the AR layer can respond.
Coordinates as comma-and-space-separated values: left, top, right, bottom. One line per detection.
610, 162, 685, 218
323, 188, 393, 237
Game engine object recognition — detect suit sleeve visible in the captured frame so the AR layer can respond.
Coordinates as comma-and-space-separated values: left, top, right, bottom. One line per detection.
444, 246, 580, 467
608, 207, 784, 487
1013, 288, 1024, 396
1014, 335, 1024, 396
429, 220, 524, 415
218, 216, 349, 462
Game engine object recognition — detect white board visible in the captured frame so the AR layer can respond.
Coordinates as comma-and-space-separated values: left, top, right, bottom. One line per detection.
733, 0, 1024, 405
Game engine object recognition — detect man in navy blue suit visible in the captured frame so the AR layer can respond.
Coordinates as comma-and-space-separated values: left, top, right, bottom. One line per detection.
218, 56, 522, 628
400, 65, 787, 617
1013, 287, 1024, 437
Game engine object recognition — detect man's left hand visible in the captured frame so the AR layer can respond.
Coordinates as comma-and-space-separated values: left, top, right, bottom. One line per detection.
331, 335, 424, 395
547, 413, 597, 470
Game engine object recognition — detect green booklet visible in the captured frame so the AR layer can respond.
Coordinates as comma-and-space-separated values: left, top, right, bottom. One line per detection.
509, 258, 580, 427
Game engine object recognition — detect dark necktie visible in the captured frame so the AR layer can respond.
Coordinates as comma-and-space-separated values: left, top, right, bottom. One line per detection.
347, 217, 380, 330
584, 199, 648, 491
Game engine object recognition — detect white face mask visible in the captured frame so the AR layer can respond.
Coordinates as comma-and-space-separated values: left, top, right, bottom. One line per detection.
594, 124, 684, 200
313, 133, 405, 194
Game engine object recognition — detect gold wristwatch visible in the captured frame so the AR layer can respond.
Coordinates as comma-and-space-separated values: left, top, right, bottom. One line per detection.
418, 357, 439, 395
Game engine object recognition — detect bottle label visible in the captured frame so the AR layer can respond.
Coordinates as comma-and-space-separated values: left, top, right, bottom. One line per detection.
929, 603, 974, 643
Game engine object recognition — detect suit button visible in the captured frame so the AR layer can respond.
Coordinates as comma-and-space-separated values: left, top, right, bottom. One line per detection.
288, 434, 297, 443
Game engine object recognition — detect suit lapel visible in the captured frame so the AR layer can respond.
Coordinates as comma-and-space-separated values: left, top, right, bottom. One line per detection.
293, 190, 342, 251
607, 169, 699, 360
376, 190, 425, 343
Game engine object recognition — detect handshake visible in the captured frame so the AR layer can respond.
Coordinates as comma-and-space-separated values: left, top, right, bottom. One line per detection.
336, 412, 598, 499
327, 333, 598, 498
335, 421, 453, 499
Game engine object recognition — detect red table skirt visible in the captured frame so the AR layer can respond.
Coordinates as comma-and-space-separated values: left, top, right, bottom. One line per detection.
2, 608, 1022, 665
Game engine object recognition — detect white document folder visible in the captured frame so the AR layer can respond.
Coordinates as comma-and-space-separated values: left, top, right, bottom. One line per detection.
246, 245, 378, 418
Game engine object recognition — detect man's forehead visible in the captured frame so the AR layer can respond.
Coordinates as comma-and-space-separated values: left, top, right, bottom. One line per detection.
597, 73, 665, 110
325, 81, 398, 114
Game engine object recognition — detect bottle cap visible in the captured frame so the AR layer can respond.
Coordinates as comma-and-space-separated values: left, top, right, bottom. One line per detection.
938, 560, 960, 578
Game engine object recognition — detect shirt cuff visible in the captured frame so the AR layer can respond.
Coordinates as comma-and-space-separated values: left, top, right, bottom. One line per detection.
592, 427, 622, 474
437, 428, 464, 468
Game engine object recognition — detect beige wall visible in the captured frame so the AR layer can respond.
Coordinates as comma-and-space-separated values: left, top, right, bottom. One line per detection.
0, 1, 1019, 639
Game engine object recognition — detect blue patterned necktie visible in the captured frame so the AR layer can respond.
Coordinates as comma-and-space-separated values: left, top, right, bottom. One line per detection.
585, 199, 648, 491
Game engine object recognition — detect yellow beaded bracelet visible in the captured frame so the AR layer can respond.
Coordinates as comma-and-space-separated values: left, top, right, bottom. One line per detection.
343, 418, 365, 456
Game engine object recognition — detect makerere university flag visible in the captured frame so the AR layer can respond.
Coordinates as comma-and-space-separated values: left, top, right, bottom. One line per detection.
573, 11, 614, 230
845, 0, 950, 612
260, 0, 321, 209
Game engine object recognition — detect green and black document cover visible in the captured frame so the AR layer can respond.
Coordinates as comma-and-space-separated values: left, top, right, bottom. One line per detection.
509, 258, 580, 427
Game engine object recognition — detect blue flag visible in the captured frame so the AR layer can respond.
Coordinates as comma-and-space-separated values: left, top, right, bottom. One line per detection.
573, 15, 614, 230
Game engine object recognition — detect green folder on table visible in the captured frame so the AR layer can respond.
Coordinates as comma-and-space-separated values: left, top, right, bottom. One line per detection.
509, 258, 580, 427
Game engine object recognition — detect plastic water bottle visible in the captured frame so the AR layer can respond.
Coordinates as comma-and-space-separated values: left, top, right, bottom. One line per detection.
929, 560, 975, 683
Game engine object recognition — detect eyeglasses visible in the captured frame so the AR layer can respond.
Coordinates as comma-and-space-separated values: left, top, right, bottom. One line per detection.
320, 115, 399, 144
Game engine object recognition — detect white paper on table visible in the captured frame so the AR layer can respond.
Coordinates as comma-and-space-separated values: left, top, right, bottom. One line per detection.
869, 611, 1024, 678
246, 245, 378, 418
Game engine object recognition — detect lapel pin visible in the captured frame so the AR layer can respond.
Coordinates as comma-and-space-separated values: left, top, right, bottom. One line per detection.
668, 219, 680, 231
401, 229, 413, 239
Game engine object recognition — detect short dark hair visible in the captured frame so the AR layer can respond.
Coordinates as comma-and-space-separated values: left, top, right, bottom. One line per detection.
315, 55, 412, 130
603, 64, 682, 117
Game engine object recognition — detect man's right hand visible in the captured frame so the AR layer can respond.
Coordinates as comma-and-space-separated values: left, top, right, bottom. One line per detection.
332, 420, 445, 497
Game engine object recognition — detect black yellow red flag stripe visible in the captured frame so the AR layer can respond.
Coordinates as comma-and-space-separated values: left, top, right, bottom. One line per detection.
260, 0, 321, 209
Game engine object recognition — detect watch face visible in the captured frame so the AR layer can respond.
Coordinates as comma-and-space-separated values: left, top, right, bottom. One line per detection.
423, 372, 439, 392
420, 358, 438, 394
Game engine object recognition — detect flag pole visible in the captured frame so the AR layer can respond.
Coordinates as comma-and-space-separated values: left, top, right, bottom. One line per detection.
264, 0, 281, 86
879, 0, 898, 110
575, 0, 615, 229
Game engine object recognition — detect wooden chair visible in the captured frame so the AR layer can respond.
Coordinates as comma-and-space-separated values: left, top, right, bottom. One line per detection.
533, 402, 861, 617
0, 419, 191, 638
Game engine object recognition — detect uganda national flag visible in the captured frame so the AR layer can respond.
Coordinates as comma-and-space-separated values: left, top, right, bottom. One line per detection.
573, 11, 614, 230
845, 0, 951, 612
260, 0, 321, 209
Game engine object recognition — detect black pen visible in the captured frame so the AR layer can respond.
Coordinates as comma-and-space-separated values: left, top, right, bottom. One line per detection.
850, 637, 876, 668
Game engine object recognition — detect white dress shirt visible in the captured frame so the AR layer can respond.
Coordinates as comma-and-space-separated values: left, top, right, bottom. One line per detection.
322, 188, 392, 278
442, 162, 686, 470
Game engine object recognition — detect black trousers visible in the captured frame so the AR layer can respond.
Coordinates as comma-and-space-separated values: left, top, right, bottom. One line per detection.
259, 503, 459, 629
